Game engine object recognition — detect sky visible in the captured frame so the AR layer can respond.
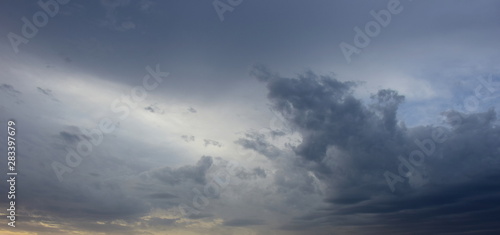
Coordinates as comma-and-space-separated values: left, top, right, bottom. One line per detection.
1, 0, 500, 234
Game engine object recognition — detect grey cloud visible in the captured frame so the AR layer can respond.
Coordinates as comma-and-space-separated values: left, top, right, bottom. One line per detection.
59, 131, 81, 144
187, 213, 213, 219
293, 174, 500, 234
204, 139, 222, 147
55, 126, 95, 145
270, 129, 286, 138
144, 103, 164, 114
147, 218, 177, 226
181, 135, 195, 143
223, 219, 265, 227
235, 132, 281, 159
148, 192, 177, 199
37, 87, 53, 96
251, 66, 405, 176
234, 167, 267, 180
152, 156, 213, 185
0, 83, 21, 96
249, 64, 278, 82
253, 167, 266, 178
2, 1, 500, 234
18, 175, 150, 222
253, 66, 500, 233
37, 87, 59, 101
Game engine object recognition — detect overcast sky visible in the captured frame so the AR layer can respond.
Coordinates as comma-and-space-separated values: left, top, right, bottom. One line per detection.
1, 0, 500, 234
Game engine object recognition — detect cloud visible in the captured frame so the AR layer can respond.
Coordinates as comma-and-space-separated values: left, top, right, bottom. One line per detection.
234, 166, 267, 180
2, 1, 500, 234
0, 83, 21, 96
204, 139, 222, 148
58, 131, 82, 144
152, 156, 213, 185
148, 193, 178, 199
99, 0, 137, 31
223, 219, 265, 227
147, 217, 177, 226
144, 103, 164, 114
250, 65, 500, 233
37, 87, 59, 101
181, 135, 195, 143
235, 132, 281, 159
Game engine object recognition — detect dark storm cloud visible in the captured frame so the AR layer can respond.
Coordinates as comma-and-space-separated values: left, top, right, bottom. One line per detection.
251, 66, 500, 233
250, 65, 405, 167
289, 173, 500, 234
